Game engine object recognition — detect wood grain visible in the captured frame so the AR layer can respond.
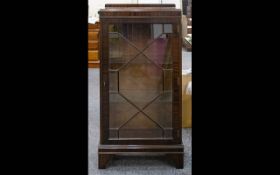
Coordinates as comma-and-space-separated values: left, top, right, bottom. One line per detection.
88, 50, 98, 61
88, 31, 99, 40
88, 41, 98, 50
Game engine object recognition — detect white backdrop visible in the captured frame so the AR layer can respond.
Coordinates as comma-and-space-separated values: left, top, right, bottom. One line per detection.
88, 0, 182, 20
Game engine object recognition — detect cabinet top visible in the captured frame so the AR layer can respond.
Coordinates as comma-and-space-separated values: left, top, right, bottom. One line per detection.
105, 4, 176, 8
99, 4, 181, 17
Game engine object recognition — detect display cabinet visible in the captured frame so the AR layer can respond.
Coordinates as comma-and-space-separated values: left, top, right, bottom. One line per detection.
98, 4, 183, 169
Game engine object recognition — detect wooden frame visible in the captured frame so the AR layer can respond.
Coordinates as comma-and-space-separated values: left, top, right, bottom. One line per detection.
98, 4, 183, 169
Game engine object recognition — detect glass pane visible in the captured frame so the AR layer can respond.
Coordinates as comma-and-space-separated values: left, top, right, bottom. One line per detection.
119, 113, 163, 139
143, 92, 173, 139
109, 72, 118, 93
143, 34, 173, 69
109, 28, 139, 70
119, 54, 163, 109
164, 70, 173, 91
109, 93, 139, 139
109, 23, 154, 50
164, 24, 173, 33
109, 23, 174, 140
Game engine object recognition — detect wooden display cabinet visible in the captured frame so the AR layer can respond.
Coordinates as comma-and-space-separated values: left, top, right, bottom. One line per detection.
98, 4, 183, 169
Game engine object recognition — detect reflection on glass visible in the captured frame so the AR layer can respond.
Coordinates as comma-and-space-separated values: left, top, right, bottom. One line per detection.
108, 23, 174, 140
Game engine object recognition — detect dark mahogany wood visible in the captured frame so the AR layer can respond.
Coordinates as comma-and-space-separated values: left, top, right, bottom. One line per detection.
167, 153, 184, 169
98, 4, 183, 169
98, 154, 114, 169
105, 4, 175, 7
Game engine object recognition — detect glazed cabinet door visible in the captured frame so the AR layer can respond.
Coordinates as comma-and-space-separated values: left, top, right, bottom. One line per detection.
101, 22, 181, 144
